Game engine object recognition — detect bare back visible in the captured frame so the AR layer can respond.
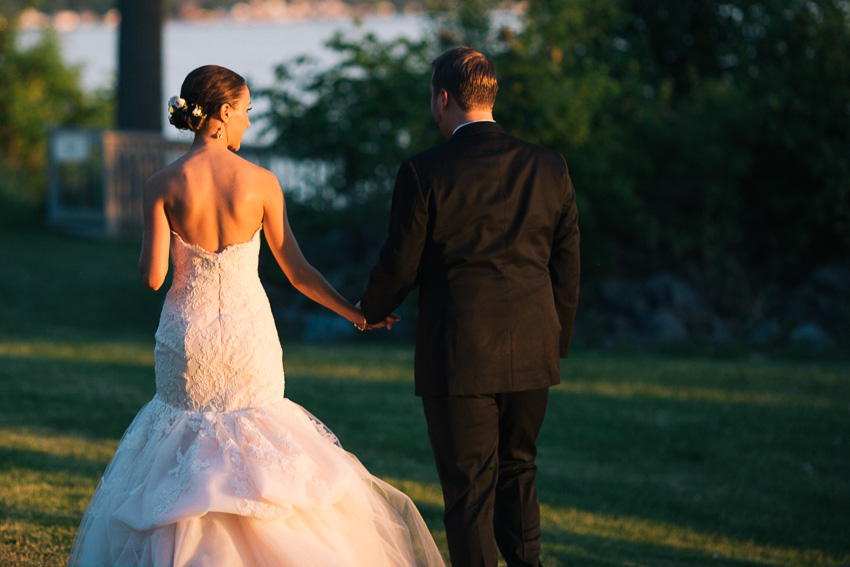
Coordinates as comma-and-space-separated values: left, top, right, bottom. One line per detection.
139, 145, 281, 291
138, 130, 364, 328
157, 146, 268, 252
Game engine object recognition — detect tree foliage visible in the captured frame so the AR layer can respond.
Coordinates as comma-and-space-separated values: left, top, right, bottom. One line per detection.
614, 0, 850, 285
0, 13, 112, 206
261, 31, 442, 210
257, 32, 443, 295
260, 0, 850, 309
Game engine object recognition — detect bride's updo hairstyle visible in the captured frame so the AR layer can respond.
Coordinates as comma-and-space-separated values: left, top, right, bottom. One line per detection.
168, 65, 246, 132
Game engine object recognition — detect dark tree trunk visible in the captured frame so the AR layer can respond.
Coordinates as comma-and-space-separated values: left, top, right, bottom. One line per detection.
117, 0, 164, 131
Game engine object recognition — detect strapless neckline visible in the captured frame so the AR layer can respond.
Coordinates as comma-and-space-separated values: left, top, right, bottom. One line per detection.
170, 227, 261, 255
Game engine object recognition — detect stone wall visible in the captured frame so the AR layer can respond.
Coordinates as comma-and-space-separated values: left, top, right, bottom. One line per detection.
263, 244, 849, 354
576, 263, 849, 353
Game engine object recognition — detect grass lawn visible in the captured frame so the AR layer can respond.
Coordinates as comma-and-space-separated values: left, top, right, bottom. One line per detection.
1, 218, 848, 566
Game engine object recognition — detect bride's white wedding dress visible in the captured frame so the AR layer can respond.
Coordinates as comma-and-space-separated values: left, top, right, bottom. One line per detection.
68, 228, 445, 567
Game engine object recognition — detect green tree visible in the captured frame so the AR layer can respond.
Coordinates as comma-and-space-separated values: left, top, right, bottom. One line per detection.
497, 0, 850, 289
0, 13, 111, 211
258, 31, 440, 296
490, 0, 641, 274
423, 0, 501, 48
260, 0, 850, 310
262, 31, 439, 210
612, 1, 850, 285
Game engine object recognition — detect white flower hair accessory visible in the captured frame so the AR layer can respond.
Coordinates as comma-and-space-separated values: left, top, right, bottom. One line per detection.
168, 95, 206, 119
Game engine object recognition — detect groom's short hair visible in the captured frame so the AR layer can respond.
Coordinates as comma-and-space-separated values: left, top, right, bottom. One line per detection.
431, 47, 498, 112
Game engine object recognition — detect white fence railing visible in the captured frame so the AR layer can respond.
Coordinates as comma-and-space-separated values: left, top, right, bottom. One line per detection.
47, 128, 334, 239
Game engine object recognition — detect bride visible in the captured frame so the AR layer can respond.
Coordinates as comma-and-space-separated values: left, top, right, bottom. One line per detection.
68, 65, 445, 567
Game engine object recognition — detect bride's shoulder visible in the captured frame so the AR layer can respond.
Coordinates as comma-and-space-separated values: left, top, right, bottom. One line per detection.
144, 159, 185, 197
233, 157, 279, 189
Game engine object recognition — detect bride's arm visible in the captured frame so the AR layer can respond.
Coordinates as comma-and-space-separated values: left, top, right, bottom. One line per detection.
261, 174, 367, 329
139, 175, 171, 290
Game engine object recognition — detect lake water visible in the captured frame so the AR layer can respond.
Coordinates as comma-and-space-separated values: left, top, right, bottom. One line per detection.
20, 15, 428, 143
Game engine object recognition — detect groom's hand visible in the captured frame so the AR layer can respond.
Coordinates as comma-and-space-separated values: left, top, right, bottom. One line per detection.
376, 313, 401, 330
363, 313, 401, 330
355, 301, 401, 330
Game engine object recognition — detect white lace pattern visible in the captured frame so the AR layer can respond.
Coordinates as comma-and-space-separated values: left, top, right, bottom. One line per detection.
155, 229, 285, 412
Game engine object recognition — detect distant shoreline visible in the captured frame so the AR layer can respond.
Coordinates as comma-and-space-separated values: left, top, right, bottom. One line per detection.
16, 11, 433, 144
11, 4, 420, 31
9, 2, 523, 32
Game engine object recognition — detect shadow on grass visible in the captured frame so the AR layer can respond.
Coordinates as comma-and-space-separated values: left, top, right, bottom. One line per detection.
4, 338, 849, 565
0, 342, 451, 565
2, 503, 84, 532
539, 360, 850, 564
2, 224, 848, 566
0, 353, 154, 439
541, 529, 778, 567
0, 446, 106, 481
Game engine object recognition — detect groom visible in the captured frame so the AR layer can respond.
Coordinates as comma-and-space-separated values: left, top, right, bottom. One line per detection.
360, 46, 580, 567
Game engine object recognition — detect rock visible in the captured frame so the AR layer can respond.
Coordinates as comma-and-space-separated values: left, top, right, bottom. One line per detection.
641, 308, 689, 345
751, 319, 782, 346
789, 322, 835, 349
810, 263, 850, 292
787, 263, 850, 340
644, 273, 706, 316
598, 278, 647, 316
710, 317, 733, 346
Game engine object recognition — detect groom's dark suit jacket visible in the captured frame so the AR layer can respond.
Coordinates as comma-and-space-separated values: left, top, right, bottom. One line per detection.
361, 121, 580, 397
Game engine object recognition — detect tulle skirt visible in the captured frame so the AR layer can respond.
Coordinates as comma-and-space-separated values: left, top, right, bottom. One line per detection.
68, 395, 445, 567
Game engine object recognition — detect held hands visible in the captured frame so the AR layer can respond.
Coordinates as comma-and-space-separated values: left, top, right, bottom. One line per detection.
353, 302, 401, 331
367, 312, 401, 331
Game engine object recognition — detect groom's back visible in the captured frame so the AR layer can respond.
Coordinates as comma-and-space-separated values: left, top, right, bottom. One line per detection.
404, 122, 577, 396
414, 126, 568, 295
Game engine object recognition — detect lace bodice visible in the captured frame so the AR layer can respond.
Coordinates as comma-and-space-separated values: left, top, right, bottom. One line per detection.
154, 229, 285, 412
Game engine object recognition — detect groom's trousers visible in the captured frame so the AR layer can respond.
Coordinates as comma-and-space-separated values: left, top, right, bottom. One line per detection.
422, 387, 549, 567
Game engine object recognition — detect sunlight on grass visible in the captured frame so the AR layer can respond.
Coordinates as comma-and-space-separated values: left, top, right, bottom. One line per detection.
286, 362, 415, 382
0, 429, 116, 517
540, 503, 841, 566
381, 477, 443, 508
0, 428, 118, 464
0, 340, 152, 366
0, 429, 115, 566
382, 478, 450, 563
0, 520, 76, 567
0, 429, 451, 567
2, 338, 847, 566
557, 380, 838, 409
284, 345, 416, 383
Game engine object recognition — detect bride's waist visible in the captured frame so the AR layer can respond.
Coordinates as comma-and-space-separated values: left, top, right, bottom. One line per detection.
156, 297, 278, 335
163, 293, 269, 311
153, 376, 285, 413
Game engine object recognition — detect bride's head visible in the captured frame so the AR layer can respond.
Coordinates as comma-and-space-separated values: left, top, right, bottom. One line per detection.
168, 65, 246, 134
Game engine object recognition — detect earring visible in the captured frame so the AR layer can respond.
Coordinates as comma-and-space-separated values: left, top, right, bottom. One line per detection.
215, 124, 224, 139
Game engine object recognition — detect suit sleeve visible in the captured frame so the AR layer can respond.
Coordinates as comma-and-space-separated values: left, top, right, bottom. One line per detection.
360, 159, 429, 325
549, 156, 580, 357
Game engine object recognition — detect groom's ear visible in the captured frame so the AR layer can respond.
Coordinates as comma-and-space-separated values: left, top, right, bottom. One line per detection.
436, 88, 450, 110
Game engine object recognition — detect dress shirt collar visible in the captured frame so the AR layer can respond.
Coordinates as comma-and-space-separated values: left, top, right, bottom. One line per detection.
452, 119, 496, 136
